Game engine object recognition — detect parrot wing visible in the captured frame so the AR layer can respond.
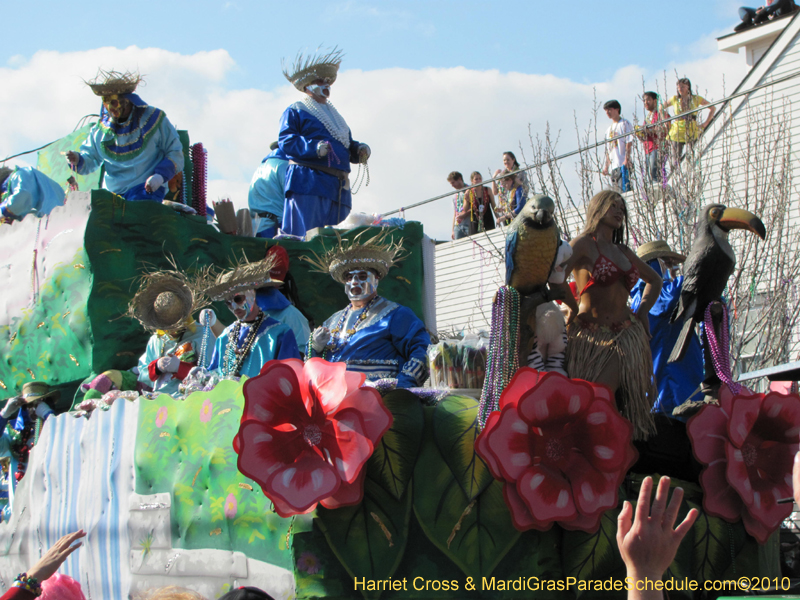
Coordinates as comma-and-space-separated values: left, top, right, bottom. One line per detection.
505, 227, 518, 286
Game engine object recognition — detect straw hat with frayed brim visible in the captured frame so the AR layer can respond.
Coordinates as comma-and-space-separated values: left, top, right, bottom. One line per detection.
204, 254, 281, 301
21, 382, 61, 405
282, 47, 343, 92
636, 240, 686, 264
85, 69, 142, 97
128, 270, 208, 333
302, 229, 405, 284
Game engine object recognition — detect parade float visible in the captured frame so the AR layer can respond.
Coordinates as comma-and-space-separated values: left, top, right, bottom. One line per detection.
0, 129, 797, 600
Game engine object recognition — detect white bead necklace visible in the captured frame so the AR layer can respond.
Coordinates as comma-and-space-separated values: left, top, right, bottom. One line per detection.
300, 96, 351, 149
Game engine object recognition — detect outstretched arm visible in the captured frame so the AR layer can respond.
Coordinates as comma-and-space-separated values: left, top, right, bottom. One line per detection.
618, 477, 698, 600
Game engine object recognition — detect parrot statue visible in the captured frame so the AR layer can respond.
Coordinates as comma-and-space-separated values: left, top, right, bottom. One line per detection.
505, 194, 561, 295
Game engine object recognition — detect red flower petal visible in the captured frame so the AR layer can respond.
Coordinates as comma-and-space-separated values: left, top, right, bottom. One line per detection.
323, 408, 372, 484
742, 509, 777, 545
725, 441, 756, 506
304, 358, 350, 413
265, 453, 340, 514
271, 494, 318, 519
503, 483, 552, 531
475, 412, 506, 481
727, 395, 763, 448
699, 461, 742, 521
754, 393, 800, 444
559, 509, 604, 533
499, 368, 542, 410
320, 469, 366, 510
333, 381, 392, 445
518, 464, 577, 524
517, 373, 595, 428
486, 406, 534, 482
687, 404, 730, 465
236, 421, 306, 488
242, 362, 309, 426
565, 452, 619, 516
571, 398, 633, 472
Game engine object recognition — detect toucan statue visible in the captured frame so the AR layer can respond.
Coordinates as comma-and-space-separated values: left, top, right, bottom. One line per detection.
668, 204, 766, 399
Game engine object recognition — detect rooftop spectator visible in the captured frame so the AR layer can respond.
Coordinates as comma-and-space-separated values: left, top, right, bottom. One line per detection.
735, 0, 797, 31
464, 171, 496, 233
447, 171, 470, 240
660, 78, 716, 161
636, 92, 667, 183
492, 151, 529, 199
494, 169, 525, 225
602, 100, 634, 193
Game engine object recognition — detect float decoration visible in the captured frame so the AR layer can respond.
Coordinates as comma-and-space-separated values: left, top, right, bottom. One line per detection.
234, 358, 392, 517
475, 369, 638, 533
365, 390, 424, 501
687, 384, 800, 544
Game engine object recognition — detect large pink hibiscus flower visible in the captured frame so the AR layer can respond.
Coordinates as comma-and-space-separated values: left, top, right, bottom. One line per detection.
475, 369, 637, 533
687, 385, 800, 544
233, 358, 393, 517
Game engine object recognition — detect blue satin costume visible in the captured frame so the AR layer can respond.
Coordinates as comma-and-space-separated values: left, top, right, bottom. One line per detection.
630, 260, 703, 418
255, 287, 311, 351
248, 154, 289, 238
208, 315, 300, 378
274, 101, 365, 236
1, 167, 65, 220
310, 297, 430, 388
71, 93, 183, 202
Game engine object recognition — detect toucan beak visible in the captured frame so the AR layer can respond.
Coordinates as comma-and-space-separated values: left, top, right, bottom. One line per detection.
719, 207, 766, 240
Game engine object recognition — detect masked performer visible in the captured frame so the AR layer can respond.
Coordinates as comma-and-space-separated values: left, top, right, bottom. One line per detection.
306, 234, 430, 388
129, 271, 216, 397
275, 48, 370, 237
206, 257, 301, 378
66, 69, 183, 202
563, 190, 663, 440
255, 245, 311, 350
0, 166, 65, 224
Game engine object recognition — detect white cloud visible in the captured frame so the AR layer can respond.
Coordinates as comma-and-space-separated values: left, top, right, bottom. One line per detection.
0, 38, 751, 240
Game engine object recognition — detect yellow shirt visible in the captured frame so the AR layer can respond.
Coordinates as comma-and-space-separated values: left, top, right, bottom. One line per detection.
664, 95, 707, 143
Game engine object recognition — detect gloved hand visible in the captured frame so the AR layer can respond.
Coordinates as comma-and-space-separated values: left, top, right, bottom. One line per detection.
199, 308, 217, 327
317, 141, 330, 158
66, 151, 80, 166
145, 174, 165, 193
35, 402, 53, 420
157, 355, 180, 373
358, 143, 371, 160
1, 395, 25, 419
311, 327, 331, 353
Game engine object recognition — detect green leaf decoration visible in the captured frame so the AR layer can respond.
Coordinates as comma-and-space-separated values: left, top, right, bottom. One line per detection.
562, 507, 625, 594
367, 389, 424, 500
663, 500, 696, 600
413, 424, 520, 580
432, 394, 493, 501
688, 500, 747, 584
316, 478, 412, 600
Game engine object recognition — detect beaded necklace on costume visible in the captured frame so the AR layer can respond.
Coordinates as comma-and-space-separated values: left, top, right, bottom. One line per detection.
222, 311, 265, 377
300, 96, 351, 148
324, 296, 380, 357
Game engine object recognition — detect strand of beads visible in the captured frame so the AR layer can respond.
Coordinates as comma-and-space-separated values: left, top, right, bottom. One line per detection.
704, 302, 742, 394
478, 285, 520, 429
326, 296, 379, 354
223, 312, 265, 377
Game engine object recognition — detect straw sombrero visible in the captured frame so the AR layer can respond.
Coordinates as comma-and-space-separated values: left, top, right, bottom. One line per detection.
85, 69, 142, 97
128, 271, 207, 332
21, 382, 61, 405
302, 230, 404, 284
204, 254, 281, 301
282, 47, 343, 92
636, 240, 686, 264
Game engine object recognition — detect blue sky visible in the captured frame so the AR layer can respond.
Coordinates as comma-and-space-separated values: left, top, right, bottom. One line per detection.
3, 0, 749, 238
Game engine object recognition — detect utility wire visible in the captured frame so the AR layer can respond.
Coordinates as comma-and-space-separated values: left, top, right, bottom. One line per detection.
383, 69, 800, 216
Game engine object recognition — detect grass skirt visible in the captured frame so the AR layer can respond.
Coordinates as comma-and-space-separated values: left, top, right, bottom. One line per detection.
565, 314, 657, 440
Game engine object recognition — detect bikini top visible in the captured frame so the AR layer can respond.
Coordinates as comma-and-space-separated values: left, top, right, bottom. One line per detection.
581, 240, 640, 294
